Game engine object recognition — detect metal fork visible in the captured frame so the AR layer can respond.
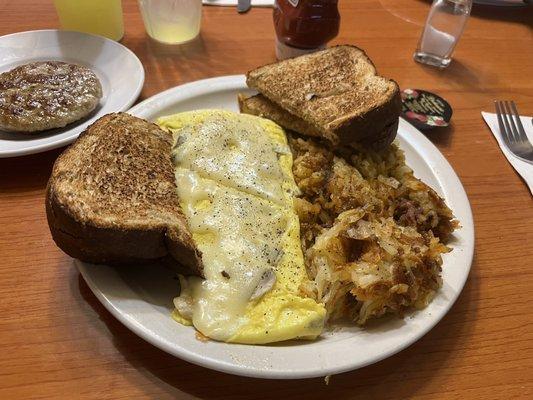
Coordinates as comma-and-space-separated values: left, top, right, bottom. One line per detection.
495, 100, 533, 164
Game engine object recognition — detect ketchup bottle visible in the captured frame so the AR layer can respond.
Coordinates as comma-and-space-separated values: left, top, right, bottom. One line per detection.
273, 0, 340, 60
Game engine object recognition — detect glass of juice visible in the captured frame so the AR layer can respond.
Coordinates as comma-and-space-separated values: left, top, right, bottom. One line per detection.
138, 0, 202, 45
54, 0, 124, 41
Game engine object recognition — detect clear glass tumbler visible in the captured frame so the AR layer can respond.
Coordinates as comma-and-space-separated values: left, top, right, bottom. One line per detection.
414, 0, 473, 68
138, 0, 202, 45
54, 0, 124, 41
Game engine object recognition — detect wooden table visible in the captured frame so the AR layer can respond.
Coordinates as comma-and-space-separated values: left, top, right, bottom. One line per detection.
1, 1, 532, 399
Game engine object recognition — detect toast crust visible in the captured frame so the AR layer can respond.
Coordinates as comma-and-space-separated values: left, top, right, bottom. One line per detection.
46, 113, 203, 275
334, 89, 401, 149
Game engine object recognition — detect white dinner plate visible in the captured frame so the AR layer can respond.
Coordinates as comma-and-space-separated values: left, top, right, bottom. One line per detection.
77, 75, 474, 379
0, 30, 144, 158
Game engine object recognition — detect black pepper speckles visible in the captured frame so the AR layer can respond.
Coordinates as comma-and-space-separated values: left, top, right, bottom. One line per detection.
170, 112, 292, 205
170, 111, 311, 327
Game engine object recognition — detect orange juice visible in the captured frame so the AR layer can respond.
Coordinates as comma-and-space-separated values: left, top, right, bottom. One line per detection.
54, 0, 124, 41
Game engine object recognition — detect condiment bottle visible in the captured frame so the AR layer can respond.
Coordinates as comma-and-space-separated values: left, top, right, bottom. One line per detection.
273, 0, 340, 60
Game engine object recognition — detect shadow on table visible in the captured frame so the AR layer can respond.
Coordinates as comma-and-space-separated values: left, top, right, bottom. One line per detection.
77, 252, 480, 399
416, 0, 532, 25
0, 147, 62, 192
126, 33, 256, 99
416, 58, 490, 89
471, 3, 533, 25
423, 124, 455, 148
144, 33, 207, 58
130, 33, 215, 80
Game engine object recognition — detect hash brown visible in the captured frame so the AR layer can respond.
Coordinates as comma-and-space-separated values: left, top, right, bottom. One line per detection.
289, 135, 458, 324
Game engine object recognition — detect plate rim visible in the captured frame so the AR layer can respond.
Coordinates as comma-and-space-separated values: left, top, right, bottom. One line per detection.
0, 29, 145, 158
79, 75, 474, 379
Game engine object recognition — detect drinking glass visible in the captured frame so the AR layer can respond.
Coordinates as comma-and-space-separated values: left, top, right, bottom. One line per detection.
138, 0, 202, 45
54, 0, 124, 41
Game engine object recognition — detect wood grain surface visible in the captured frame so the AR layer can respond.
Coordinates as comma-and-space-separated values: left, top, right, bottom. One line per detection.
1, 0, 532, 399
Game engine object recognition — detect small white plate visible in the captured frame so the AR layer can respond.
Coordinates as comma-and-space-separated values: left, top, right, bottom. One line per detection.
77, 75, 474, 379
0, 30, 144, 158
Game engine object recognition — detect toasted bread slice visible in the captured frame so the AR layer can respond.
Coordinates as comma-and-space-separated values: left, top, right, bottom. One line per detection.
46, 113, 203, 275
238, 93, 327, 141
239, 93, 398, 150
246, 45, 402, 148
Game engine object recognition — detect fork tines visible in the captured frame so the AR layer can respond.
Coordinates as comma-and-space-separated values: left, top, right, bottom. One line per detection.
494, 100, 533, 162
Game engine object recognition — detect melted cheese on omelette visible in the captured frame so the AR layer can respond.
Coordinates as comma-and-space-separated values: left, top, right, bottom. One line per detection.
157, 110, 325, 344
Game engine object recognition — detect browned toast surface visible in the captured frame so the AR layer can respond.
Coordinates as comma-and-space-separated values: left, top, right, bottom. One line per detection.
46, 112, 202, 275
246, 45, 401, 148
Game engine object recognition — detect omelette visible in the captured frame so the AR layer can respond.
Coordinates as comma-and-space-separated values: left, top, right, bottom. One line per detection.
157, 110, 326, 344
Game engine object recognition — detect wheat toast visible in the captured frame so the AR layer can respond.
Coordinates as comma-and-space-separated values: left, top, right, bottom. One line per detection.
46, 113, 203, 275
245, 45, 402, 149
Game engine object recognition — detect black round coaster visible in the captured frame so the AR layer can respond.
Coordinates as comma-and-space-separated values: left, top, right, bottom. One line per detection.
401, 89, 452, 130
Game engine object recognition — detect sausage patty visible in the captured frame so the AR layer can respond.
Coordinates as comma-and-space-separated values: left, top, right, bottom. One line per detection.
0, 61, 103, 133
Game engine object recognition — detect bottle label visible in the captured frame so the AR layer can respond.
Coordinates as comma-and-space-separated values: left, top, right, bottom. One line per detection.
288, 0, 299, 7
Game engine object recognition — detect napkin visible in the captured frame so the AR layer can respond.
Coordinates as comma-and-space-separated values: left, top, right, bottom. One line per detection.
482, 112, 533, 195
203, 0, 274, 7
